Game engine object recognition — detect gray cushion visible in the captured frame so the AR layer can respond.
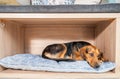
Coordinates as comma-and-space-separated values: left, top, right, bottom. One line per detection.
0, 3, 120, 13
0, 54, 116, 73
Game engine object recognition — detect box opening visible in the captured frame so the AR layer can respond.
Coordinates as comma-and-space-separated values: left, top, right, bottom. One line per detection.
0, 18, 116, 74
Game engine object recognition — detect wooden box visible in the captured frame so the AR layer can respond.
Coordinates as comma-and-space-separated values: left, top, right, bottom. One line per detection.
0, 13, 120, 79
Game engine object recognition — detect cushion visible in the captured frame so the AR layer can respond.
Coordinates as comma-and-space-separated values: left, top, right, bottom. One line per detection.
74, 0, 101, 5
17, 0, 30, 5
0, 54, 115, 73
31, 0, 48, 5
31, 0, 75, 5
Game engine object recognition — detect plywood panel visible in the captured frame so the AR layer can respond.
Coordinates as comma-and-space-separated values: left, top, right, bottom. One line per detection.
25, 25, 95, 55
95, 20, 116, 62
115, 18, 120, 73
0, 20, 24, 59
7, 18, 112, 25
0, 69, 117, 79
0, 21, 5, 59
0, 13, 119, 19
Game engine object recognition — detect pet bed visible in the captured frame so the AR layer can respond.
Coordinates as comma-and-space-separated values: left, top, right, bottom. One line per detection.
0, 54, 115, 73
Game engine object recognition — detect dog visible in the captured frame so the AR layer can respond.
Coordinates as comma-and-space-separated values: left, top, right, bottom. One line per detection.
42, 41, 106, 68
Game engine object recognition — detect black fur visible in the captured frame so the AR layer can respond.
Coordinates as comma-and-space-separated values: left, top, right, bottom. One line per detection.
42, 41, 91, 62
42, 44, 65, 54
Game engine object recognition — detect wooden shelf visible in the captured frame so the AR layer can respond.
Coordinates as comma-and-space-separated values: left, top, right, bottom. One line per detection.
0, 13, 119, 19
0, 13, 120, 79
0, 69, 118, 79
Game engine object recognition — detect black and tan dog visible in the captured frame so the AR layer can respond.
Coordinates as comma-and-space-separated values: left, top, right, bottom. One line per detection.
42, 41, 106, 68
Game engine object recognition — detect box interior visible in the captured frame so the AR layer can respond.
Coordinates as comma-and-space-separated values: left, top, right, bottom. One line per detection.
0, 18, 116, 73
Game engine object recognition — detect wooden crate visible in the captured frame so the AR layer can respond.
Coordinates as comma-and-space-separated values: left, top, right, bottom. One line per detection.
0, 13, 120, 79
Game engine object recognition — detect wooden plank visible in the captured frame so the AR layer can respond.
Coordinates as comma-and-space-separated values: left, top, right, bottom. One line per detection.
0, 20, 24, 58
6, 18, 113, 25
95, 20, 116, 62
0, 20, 5, 59
0, 69, 118, 79
0, 13, 119, 18
0, 66, 6, 72
0, 20, 6, 71
115, 18, 120, 73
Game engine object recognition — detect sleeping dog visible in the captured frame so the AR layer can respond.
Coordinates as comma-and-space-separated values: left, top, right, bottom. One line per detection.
42, 41, 106, 68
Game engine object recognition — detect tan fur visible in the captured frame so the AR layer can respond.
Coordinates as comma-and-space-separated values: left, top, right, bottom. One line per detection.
45, 44, 67, 59
73, 51, 84, 60
77, 45, 103, 67
59, 44, 67, 59
42, 42, 106, 68
44, 52, 60, 59
0, 0, 19, 5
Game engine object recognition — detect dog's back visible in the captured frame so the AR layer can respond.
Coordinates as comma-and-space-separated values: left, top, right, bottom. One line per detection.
42, 41, 91, 61
42, 41, 106, 68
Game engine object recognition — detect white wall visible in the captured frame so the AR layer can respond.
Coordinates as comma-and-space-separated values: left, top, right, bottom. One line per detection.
116, 0, 120, 2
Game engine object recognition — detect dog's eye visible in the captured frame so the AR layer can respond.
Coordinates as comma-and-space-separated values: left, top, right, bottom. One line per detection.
89, 53, 94, 57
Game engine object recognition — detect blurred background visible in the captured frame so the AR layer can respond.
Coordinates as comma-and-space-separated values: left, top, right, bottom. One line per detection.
0, 0, 120, 5
102, 0, 120, 3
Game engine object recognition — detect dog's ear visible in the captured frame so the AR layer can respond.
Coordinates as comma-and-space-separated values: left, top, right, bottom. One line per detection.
80, 52, 86, 60
100, 52, 103, 57
86, 47, 90, 53
98, 52, 103, 59
98, 49, 100, 52
98, 52, 109, 62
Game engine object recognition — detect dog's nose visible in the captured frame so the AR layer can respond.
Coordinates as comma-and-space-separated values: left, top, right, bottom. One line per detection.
95, 65, 100, 68
94, 63, 100, 68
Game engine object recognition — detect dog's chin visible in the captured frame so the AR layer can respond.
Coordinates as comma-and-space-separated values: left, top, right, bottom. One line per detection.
93, 65, 100, 68
93, 63, 103, 68
89, 64, 99, 68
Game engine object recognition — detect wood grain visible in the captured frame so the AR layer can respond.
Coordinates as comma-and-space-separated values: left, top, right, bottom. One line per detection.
0, 14, 119, 79
6, 18, 113, 25
0, 20, 24, 58
115, 18, 120, 73
0, 13, 119, 18
0, 69, 118, 79
24, 25, 95, 54
95, 20, 116, 62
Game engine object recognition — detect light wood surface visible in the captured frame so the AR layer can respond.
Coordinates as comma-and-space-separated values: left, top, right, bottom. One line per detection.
0, 13, 120, 79
0, 20, 24, 59
0, 13, 119, 18
0, 20, 25, 71
0, 69, 118, 79
0, 66, 5, 71
115, 18, 120, 73
6, 18, 113, 25
24, 25, 95, 54
95, 20, 116, 62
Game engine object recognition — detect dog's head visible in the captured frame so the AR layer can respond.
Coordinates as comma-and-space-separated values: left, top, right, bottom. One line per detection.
74, 45, 104, 68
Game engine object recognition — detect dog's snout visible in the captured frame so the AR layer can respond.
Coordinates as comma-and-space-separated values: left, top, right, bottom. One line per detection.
94, 63, 100, 68
95, 65, 100, 68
